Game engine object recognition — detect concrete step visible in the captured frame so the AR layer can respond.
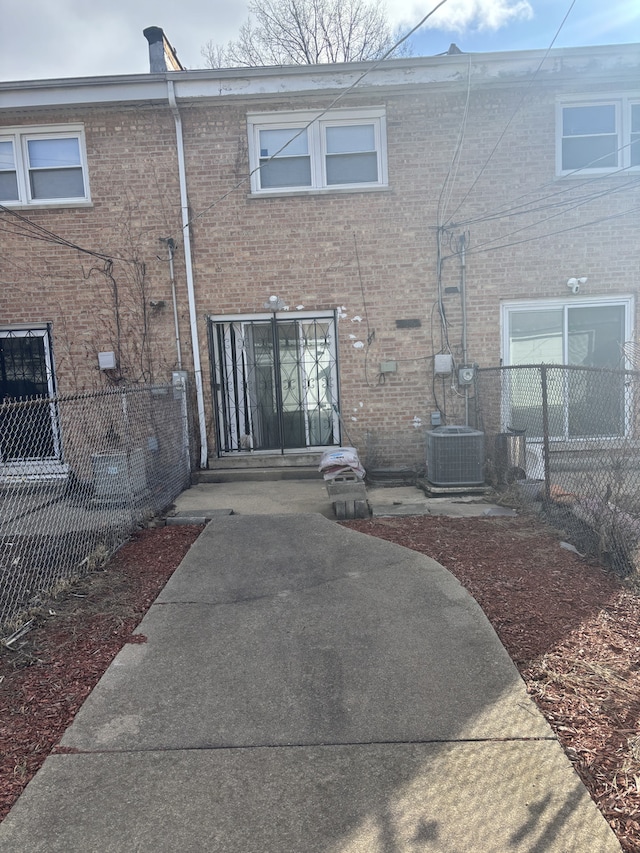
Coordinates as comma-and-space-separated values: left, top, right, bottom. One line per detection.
194, 466, 323, 484
208, 452, 322, 470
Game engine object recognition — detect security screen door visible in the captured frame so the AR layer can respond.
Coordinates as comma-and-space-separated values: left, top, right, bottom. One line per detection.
0, 327, 60, 463
209, 313, 340, 453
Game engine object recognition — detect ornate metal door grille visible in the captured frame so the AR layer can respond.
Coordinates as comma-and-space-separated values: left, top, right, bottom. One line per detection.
0, 326, 60, 463
209, 313, 340, 454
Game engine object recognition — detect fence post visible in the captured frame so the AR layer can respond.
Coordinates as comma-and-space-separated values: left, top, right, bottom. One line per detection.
540, 365, 551, 501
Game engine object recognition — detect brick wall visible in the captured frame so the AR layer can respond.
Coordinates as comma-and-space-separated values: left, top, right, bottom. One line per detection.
3, 74, 639, 467
1, 104, 190, 394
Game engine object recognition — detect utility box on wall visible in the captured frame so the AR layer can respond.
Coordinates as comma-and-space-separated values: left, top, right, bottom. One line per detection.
426, 426, 485, 486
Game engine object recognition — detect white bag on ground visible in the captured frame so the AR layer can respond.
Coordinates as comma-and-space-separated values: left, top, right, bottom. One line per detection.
319, 447, 366, 481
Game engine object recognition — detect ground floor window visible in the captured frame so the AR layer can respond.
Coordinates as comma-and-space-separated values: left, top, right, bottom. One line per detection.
501, 297, 633, 439
209, 312, 340, 454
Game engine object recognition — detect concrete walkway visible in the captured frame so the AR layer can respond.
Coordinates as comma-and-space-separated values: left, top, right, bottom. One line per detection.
0, 512, 620, 852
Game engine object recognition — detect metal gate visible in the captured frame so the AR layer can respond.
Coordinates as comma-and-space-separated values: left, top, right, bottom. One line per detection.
0, 326, 61, 465
209, 312, 340, 454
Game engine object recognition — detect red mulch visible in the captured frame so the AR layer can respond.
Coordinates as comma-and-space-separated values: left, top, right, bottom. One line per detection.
345, 514, 640, 853
2, 513, 640, 851
0, 524, 203, 822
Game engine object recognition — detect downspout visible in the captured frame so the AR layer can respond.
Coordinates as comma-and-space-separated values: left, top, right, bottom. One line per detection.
167, 79, 208, 468
460, 236, 469, 427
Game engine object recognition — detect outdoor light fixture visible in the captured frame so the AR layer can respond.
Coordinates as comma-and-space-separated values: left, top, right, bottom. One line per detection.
567, 277, 587, 295
264, 295, 287, 311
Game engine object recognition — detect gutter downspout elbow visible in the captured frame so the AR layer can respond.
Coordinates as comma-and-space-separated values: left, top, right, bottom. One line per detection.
167, 79, 208, 468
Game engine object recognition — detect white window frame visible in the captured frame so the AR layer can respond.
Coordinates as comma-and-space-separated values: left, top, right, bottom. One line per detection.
247, 108, 387, 194
501, 296, 634, 365
556, 97, 640, 176
501, 296, 634, 440
0, 124, 91, 207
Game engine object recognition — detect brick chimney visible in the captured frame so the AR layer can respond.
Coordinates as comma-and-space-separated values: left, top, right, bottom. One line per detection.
143, 27, 185, 72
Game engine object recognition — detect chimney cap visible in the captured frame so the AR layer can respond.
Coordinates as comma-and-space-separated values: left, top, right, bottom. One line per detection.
143, 26, 164, 45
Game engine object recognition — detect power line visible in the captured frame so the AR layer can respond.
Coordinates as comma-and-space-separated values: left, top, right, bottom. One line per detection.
448, 140, 640, 230
441, 159, 640, 258
462, 204, 640, 257
437, 52, 473, 226
443, 176, 640, 251
0, 204, 115, 262
442, 0, 578, 227
1, 0, 586, 267
186, 0, 453, 227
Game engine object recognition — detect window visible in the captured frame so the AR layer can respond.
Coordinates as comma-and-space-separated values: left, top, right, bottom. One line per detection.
0, 125, 90, 206
248, 109, 387, 193
502, 298, 633, 438
558, 99, 640, 174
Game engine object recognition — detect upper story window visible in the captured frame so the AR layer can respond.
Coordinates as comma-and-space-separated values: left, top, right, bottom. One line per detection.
558, 99, 640, 175
248, 108, 387, 194
0, 125, 90, 207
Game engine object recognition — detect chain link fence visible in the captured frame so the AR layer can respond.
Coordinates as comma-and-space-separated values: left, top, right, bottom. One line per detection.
0, 381, 191, 632
474, 365, 640, 577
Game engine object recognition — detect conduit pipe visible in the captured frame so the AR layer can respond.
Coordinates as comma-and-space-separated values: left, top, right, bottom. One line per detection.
159, 237, 183, 370
167, 79, 208, 468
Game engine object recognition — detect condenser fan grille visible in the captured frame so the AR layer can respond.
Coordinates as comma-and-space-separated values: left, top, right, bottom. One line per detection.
426, 426, 485, 486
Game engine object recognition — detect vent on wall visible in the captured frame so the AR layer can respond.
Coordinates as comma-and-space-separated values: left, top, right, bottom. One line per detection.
426, 426, 485, 486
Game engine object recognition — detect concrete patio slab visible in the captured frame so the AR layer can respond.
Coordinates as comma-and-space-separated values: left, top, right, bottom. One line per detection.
170, 481, 502, 518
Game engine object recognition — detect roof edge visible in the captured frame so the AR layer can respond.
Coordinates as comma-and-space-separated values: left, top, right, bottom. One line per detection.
1, 42, 639, 110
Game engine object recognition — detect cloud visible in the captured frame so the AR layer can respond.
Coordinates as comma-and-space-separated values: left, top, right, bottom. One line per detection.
387, 0, 534, 33
0, 0, 248, 81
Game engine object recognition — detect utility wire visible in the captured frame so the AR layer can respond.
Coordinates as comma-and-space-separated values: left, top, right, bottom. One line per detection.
442, 0, 578, 227
452, 173, 640, 228
461, 204, 640, 257
5, 0, 583, 263
443, 177, 640, 256
449, 139, 640, 229
0, 204, 116, 262
437, 52, 473, 226
187, 0, 452, 227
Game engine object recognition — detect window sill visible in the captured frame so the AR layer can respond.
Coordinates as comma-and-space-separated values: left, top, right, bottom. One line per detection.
555, 169, 640, 179
1, 200, 94, 211
0, 460, 69, 485
247, 185, 390, 200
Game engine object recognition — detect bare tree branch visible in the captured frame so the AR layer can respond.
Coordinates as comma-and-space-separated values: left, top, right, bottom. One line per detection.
201, 0, 411, 68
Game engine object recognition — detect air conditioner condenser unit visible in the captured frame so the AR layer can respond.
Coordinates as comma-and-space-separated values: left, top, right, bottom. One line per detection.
426, 425, 485, 486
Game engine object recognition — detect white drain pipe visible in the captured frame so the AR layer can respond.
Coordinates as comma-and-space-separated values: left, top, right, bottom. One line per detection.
167, 79, 208, 468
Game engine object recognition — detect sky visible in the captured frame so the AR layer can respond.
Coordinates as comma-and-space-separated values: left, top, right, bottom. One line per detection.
0, 0, 639, 82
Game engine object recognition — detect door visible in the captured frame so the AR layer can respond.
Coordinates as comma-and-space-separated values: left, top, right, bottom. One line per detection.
503, 299, 631, 438
0, 327, 60, 464
209, 313, 340, 453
